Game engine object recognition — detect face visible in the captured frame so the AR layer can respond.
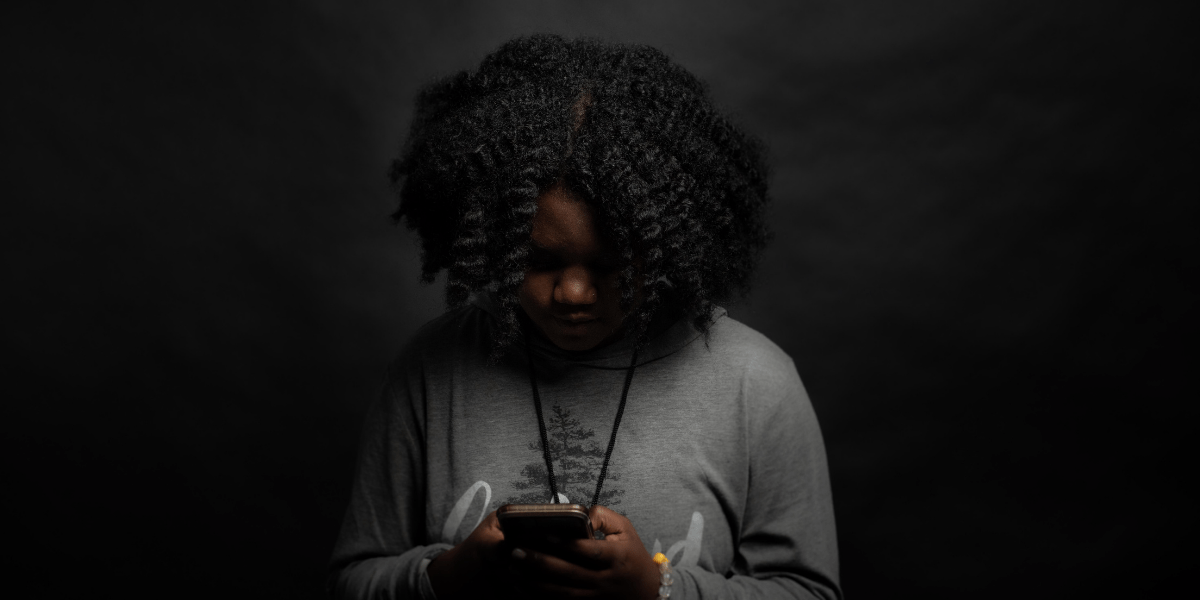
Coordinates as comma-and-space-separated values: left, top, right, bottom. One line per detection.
518, 187, 629, 352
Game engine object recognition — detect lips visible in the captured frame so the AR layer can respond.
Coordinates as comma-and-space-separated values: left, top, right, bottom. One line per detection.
554, 314, 598, 325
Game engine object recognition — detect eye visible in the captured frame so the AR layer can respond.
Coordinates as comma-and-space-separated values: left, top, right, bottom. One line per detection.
591, 259, 620, 275
527, 248, 562, 271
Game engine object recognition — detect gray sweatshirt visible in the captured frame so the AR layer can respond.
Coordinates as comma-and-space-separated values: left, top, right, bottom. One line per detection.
329, 295, 841, 599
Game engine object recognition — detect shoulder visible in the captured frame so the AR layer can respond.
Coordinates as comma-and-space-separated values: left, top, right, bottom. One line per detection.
701, 313, 799, 384
378, 303, 499, 427
388, 303, 497, 378
695, 314, 827, 446
679, 312, 817, 422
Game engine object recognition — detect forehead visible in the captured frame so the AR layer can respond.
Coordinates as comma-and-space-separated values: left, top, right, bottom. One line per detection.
529, 188, 615, 254
530, 186, 624, 261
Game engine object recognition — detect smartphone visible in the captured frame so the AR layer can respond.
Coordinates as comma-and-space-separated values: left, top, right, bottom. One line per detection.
497, 503, 594, 547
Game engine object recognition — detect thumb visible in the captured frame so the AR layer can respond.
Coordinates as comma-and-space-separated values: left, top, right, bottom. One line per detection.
588, 504, 633, 540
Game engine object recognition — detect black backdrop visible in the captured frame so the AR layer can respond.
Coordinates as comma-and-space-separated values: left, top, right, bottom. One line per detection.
6, 1, 1195, 598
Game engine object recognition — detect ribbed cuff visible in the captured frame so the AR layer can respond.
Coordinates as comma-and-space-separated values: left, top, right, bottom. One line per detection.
417, 548, 449, 600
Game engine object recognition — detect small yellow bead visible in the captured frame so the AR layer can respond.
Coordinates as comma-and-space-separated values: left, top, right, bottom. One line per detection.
653, 553, 669, 565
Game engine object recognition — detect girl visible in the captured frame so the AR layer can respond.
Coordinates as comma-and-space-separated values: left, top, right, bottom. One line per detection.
329, 34, 840, 600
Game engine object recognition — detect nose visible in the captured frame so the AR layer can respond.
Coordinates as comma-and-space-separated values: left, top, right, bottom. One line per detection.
554, 265, 597, 305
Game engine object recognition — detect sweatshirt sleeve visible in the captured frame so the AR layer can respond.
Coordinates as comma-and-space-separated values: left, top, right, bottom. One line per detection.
327, 352, 453, 599
674, 354, 842, 600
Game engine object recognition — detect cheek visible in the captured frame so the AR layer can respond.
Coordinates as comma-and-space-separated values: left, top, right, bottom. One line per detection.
599, 273, 627, 314
519, 272, 552, 310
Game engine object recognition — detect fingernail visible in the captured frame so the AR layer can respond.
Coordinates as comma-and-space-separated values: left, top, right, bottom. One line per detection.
511, 548, 527, 560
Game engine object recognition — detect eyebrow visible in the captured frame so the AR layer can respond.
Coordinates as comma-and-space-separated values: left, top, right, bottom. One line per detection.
528, 241, 558, 254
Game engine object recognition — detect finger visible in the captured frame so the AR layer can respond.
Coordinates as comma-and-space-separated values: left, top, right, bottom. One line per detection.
510, 546, 600, 589
506, 537, 613, 570
481, 510, 506, 536
587, 505, 633, 540
482, 510, 499, 526
552, 538, 619, 568
473, 511, 514, 566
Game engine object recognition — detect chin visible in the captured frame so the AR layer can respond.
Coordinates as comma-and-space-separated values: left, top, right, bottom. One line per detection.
544, 323, 614, 352
549, 334, 605, 353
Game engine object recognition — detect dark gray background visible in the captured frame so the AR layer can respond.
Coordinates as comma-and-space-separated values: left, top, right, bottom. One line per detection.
6, 1, 1194, 597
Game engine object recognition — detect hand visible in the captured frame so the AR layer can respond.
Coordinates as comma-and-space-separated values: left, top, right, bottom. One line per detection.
507, 505, 661, 600
426, 510, 510, 600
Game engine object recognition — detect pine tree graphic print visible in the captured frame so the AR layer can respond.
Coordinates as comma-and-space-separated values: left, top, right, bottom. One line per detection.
505, 403, 625, 507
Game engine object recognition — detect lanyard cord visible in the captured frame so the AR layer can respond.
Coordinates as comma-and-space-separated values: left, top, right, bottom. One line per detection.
525, 335, 639, 508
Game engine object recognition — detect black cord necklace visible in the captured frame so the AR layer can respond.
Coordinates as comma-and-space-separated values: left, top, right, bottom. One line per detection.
525, 335, 639, 508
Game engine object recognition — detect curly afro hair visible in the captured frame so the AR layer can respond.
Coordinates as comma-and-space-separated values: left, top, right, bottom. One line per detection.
391, 34, 771, 356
